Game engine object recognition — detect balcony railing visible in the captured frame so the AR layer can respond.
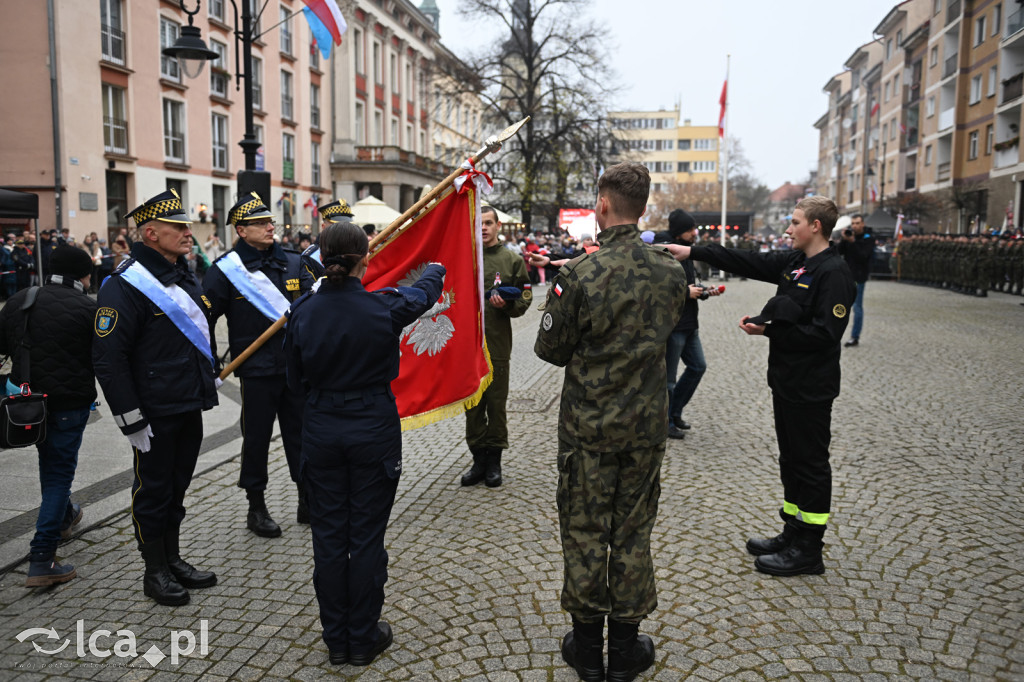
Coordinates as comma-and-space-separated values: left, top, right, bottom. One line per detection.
946, 0, 961, 26
995, 144, 1019, 168
101, 24, 125, 65
943, 53, 959, 79
938, 107, 956, 131
1007, 8, 1024, 38
937, 161, 951, 181
352, 145, 448, 174
103, 116, 128, 155
1001, 73, 1023, 104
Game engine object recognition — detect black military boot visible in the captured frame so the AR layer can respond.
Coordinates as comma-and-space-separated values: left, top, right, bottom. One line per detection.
460, 447, 487, 486
561, 617, 604, 682
607, 620, 654, 682
140, 540, 190, 606
484, 448, 503, 488
746, 508, 796, 556
246, 489, 282, 538
296, 483, 310, 524
165, 526, 217, 589
754, 522, 826, 576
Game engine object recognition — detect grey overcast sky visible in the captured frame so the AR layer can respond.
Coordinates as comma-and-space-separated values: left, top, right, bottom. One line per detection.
430, 0, 906, 191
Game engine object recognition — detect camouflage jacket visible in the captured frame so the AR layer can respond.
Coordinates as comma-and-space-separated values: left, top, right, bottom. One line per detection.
482, 243, 532, 362
534, 223, 687, 451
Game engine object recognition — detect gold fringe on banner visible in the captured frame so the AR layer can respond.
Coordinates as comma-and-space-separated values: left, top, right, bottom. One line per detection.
399, 339, 494, 432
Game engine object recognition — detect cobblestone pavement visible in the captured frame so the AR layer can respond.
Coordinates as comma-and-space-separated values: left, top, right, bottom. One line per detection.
0, 278, 1021, 680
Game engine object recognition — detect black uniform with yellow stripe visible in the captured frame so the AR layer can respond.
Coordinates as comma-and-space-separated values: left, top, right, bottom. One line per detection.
687, 242, 855, 528
93, 242, 219, 546
204, 233, 305, 495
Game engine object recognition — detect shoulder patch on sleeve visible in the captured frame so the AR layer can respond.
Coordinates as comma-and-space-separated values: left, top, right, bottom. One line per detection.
95, 307, 118, 337
833, 304, 847, 318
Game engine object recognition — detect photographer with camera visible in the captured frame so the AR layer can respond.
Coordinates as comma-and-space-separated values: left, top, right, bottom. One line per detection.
837, 214, 875, 348
665, 209, 722, 440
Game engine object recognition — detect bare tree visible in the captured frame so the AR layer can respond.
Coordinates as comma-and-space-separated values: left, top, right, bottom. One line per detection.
456, 0, 615, 230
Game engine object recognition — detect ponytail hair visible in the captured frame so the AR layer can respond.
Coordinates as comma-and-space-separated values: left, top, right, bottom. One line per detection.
319, 221, 369, 284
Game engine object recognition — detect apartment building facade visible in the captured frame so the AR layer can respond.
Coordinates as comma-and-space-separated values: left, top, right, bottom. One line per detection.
816, 0, 1024, 233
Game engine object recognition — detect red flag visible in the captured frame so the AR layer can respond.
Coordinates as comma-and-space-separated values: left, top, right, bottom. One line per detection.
363, 188, 492, 430
718, 80, 727, 138
870, 101, 880, 117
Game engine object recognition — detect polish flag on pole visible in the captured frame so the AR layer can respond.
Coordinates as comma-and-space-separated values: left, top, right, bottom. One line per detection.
301, 0, 347, 45
718, 79, 728, 138
894, 213, 905, 241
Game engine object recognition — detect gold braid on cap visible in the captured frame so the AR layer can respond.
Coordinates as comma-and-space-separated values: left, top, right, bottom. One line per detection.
230, 193, 266, 225
128, 195, 184, 224
321, 199, 353, 219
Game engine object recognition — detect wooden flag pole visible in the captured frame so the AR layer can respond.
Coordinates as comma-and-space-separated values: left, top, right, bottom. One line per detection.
218, 116, 530, 381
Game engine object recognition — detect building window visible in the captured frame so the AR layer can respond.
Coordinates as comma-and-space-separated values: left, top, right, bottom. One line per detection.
986, 124, 994, 154
247, 0, 260, 33
694, 138, 716, 151
988, 66, 998, 97
678, 161, 691, 173
927, 96, 936, 117
282, 132, 295, 180
419, 130, 425, 155
373, 42, 382, 83
102, 83, 127, 154
884, 81, 890, 102
160, 17, 181, 81
100, 0, 125, 65
975, 15, 987, 45
890, 121, 897, 140
355, 101, 365, 145
210, 39, 229, 98
969, 130, 979, 159
310, 32, 319, 69
679, 139, 691, 150
934, 0, 941, 15
279, 6, 292, 55
970, 75, 982, 104
391, 118, 398, 145
406, 124, 412, 150
209, 0, 224, 21
693, 161, 716, 173
930, 45, 938, 67
897, 29, 903, 46
994, 4, 1002, 36
211, 113, 228, 171
162, 99, 185, 162
311, 141, 321, 187
886, 39, 892, 60
374, 110, 383, 145
251, 56, 263, 109
353, 28, 363, 73
390, 53, 398, 93
406, 64, 413, 101
281, 70, 293, 120
925, 144, 933, 165
310, 84, 320, 129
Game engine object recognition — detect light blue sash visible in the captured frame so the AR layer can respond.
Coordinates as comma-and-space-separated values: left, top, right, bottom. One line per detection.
120, 262, 214, 366
307, 246, 321, 263
218, 251, 291, 321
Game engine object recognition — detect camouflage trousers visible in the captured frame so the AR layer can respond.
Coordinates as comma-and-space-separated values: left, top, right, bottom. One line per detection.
556, 442, 664, 624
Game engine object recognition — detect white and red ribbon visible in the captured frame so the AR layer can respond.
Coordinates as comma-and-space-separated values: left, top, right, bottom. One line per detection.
454, 159, 493, 196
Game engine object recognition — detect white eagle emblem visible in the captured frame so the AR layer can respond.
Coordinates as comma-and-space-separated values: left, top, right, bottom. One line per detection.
399, 262, 453, 356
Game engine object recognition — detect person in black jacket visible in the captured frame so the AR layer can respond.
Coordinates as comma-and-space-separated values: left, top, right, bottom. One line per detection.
837, 214, 875, 347
665, 196, 855, 577
0, 246, 97, 587
285, 221, 445, 667
204, 193, 305, 537
298, 198, 356, 293
93, 189, 219, 606
664, 209, 721, 440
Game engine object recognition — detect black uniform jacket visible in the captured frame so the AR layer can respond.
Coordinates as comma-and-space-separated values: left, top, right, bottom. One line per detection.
0, 276, 97, 410
689, 243, 855, 403
284, 264, 445, 396
673, 243, 699, 333
837, 230, 876, 283
93, 243, 219, 435
203, 239, 303, 378
298, 242, 324, 293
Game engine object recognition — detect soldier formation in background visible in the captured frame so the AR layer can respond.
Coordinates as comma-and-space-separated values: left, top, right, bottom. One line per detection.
897, 233, 1024, 298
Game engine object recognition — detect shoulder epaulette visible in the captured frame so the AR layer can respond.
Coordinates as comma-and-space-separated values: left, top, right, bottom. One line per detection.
371, 286, 401, 296
111, 258, 134, 276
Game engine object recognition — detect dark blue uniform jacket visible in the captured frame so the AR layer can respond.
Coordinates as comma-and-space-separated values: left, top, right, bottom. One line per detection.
689, 243, 855, 404
299, 242, 324, 293
203, 238, 303, 378
284, 264, 445, 396
93, 243, 219, 435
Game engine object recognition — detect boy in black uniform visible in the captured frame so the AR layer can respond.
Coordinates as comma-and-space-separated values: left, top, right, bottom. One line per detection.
93, 189, 219, 605
299, 198, 355, 292
204, 193, 306, 537
665, 195, 855, 576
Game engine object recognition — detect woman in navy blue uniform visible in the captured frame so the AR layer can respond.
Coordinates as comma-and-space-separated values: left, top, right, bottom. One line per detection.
284, 221, 445, 667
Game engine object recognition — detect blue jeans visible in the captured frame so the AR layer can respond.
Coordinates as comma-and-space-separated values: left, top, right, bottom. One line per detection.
851, 281, 866, 340
665, 328, 707, 421
31, 406, 90, 557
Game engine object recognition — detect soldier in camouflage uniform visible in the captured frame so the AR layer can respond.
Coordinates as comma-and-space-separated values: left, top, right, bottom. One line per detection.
460, 206, 532, 489
535, 163, 687, 682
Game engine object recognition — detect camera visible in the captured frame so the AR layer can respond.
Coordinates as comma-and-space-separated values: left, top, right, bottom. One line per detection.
844, 228, 854, 237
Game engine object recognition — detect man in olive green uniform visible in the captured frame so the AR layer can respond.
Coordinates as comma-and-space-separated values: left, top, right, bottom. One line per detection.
460, 206, 532, 489
535, 163, 687, 682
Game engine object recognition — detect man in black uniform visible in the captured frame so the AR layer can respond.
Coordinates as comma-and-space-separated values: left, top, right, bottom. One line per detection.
204, 193, 306, 537
837, 213, 875, 347
93, 189, 219, 606
665, 195, 855, 576
299, 198, 355, 292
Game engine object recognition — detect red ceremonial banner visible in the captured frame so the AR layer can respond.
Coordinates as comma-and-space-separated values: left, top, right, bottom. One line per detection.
364, 188, 492, 430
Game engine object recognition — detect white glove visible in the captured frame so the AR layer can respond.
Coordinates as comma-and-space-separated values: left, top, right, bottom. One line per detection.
127, 425, 154, 453
215, 377, 224, 389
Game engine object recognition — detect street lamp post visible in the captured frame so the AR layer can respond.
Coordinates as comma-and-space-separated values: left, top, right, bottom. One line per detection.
162, 0, 271, 202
